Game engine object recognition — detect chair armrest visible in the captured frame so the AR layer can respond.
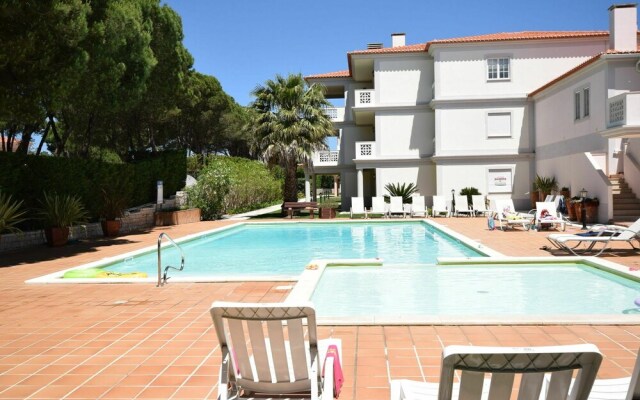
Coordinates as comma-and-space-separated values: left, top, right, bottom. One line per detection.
310, 355, 319, 400
323, 355, 335, 399
218, 347, 230, 400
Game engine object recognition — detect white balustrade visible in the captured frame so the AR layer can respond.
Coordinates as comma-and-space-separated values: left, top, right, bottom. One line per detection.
607, 91, 640, 128
322, 107, 345, 122
356, 141, 376, 159
354, 89, 375, 107
313, 150, 339, 166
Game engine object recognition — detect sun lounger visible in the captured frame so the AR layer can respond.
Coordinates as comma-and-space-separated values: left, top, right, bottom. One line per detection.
368, 196, 387, 218
210, 301, 342, 400
388, 196, 405, 218
454, 195, 474, 217
390, 344, 602, 400
471, 194, 490, 216
491, 198, 533, 230
547, 218, 640, 256
350, 197, 366, 219
535, 201, 566, 231
410, 195, 427, 218
431, 195, 450, 217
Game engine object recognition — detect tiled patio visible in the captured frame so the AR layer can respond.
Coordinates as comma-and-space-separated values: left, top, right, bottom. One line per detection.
1, 217, 639, 399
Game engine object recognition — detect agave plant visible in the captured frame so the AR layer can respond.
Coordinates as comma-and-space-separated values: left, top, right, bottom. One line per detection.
384, 182, 418, 204
459, 187, 480, 205
0, 191, 27, 234
37, 192, 88, 228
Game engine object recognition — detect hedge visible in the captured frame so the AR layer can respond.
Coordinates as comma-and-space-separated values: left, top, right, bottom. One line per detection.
0, 151, 186, 222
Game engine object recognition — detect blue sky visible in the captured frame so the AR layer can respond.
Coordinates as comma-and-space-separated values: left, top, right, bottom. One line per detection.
164, 0, 633, 107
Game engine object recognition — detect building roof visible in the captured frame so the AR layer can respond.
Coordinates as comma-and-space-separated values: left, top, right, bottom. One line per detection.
428, 31, 609, 45
305, 30, 638, 81
349, 42, 428, 55
529, 49, 640, 97
305, 70, 351, 79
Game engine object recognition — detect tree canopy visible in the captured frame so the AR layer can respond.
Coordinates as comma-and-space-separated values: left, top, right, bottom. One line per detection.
251, 73, 334, 203
0, 0, 250, 159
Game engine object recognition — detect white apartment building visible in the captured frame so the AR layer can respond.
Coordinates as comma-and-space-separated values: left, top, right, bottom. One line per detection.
306, 4, 640, 223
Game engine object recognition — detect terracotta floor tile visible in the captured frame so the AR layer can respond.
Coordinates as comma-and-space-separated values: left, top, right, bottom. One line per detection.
0, 219, 639, 399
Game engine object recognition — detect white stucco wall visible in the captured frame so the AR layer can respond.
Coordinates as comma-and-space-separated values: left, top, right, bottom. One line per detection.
435, 105, 529, 156
432, 40, 608, 99
436, 160, 532, 210
376, 164, 436, 199
376, 110, 433, 157
375, 56, 433, 104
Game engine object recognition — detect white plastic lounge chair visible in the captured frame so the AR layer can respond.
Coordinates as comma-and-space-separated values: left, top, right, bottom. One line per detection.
210, 301, 342, 400
368, 196, 387, 218
551, 346, 640, 400
471, 195, 490, 217
410, 195, 427, 218
431, 195, 450, 217
390, 344, 602, 400
454, 195, 474, 217
491, 198, 532, 230
547, 218, 640, 256
535, 201, 566, 231
388, 196, 405, 218
350, 197, 366, 219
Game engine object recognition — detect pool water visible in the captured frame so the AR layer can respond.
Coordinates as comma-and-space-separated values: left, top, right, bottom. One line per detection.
311, 263, 640, 317
106, 222, 483, 277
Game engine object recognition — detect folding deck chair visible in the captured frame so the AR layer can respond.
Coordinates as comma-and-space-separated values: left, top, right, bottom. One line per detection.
210, 302, 342, 400
350, 197, 366, 219
390, 344, 602, 400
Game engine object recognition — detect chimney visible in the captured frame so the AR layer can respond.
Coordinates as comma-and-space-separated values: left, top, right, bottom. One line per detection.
391, 33, 406, 47
608, 4, 638, 51
367, 43, 383, 50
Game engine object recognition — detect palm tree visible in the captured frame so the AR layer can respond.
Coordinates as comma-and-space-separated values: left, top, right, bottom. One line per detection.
251, 73, 334, 205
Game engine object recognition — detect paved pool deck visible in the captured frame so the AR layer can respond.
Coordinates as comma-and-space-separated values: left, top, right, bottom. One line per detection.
0, 217, 639, 399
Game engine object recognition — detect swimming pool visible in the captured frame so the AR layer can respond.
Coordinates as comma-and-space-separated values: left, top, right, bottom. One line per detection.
293, 258, 640, 324
32, 220, 488, 282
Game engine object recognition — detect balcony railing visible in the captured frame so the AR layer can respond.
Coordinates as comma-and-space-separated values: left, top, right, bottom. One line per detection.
322, 107, 345, 122
355, 141, 376, 159
354, 89, 375, 107
607, 91, 640, 128
313, 150, 339, 166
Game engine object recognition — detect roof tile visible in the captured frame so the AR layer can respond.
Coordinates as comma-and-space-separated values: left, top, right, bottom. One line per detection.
305, 70, 351, 79
429, 31, 609, 45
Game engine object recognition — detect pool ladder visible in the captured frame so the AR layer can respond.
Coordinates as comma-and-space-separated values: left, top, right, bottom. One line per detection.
157, 232, 185, 287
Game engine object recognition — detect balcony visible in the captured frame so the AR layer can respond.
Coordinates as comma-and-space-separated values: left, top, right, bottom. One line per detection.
607, 91, 640, 128
312, 150, 339, 166
355, 141, 376, 159
323, 107, 345, 123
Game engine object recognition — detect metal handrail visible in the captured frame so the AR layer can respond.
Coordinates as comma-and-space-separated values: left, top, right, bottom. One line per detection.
157, 232, 185, 287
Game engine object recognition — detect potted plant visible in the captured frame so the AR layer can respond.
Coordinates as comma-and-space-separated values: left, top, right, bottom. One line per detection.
567, 196, 580, 221
319, 200, 340, 219
584, 197, 599, 223
99, 187, 130, 237
0, 191, 27, 244
533, 175, 558, 201
37, 192, 88, 247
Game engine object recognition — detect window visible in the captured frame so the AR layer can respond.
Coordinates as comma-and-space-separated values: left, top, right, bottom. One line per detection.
487, 112, 512, 138
487, 58, 510, 80
583, 87, 590, 117
574, 92, 581, 120
574, 86, 590, 121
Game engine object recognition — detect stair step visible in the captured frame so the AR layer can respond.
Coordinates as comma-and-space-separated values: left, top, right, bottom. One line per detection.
612, 216, 640, 222
613, 209, 640, 217
613, 192, 637, 198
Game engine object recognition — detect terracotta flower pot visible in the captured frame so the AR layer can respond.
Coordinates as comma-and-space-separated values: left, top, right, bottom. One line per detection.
585, 203, 599, 223
44, 227, 69, 247
101, 220, 122, 237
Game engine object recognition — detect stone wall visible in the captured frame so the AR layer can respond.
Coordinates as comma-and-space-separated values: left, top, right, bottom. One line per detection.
0, 204, 162, 254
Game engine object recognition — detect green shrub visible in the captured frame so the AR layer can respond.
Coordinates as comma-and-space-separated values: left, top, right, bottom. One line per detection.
187, 156, 282, 218
384, 182, 418, 203
0, 191, 27, 234
37, 192, 88, 228
186, 160, 231, 220
459, 187, 481, 204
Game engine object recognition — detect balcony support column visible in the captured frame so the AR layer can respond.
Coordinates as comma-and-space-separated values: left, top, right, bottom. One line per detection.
304, 170, 312, 202
357, 168, 364, 197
